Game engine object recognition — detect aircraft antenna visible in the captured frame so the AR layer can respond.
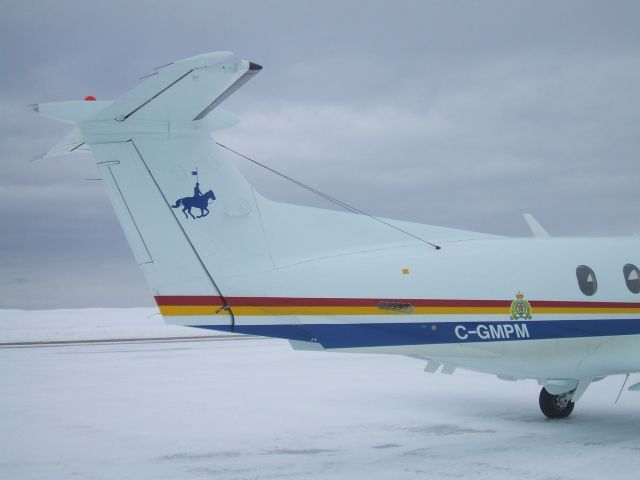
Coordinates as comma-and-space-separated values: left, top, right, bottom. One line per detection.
615, 373, 630, 404
217, 142, 442, 250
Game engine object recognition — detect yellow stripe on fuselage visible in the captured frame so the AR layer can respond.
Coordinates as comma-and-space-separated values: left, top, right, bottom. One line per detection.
158, 305, 640, 317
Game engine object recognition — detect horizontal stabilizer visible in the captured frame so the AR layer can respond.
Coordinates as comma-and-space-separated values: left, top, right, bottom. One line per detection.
33, 100, 113, 124
31, 127, 90, 162
88, 52, 261, 124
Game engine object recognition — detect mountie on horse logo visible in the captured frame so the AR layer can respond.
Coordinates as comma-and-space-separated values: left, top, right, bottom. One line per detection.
172, 170, 216, 219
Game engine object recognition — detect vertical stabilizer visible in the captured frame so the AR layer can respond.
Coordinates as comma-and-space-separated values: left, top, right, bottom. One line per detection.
35, 52, 269, 327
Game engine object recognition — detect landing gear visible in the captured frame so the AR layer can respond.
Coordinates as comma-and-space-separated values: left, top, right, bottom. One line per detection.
539, 387, 575, 418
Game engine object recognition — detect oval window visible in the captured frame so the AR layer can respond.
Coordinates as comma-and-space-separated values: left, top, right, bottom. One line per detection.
576, 265, 597, 296
623, 264, 640, 294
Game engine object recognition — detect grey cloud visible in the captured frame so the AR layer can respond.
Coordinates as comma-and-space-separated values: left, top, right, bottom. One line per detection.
220, 50, 640, 234
1, 0, 640, 308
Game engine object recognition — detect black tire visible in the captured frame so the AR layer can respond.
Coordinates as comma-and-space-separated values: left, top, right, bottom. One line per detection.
539, 387, 575, 418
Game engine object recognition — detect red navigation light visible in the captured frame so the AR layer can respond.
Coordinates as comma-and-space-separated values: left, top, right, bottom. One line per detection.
84, 95, 96, 101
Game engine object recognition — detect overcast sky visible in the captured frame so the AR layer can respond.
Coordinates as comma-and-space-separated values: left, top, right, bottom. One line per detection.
1, 0, 640, 309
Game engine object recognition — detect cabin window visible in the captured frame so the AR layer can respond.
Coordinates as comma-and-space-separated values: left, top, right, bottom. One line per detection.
576, 265, 597, 296
623, 264, 640, 294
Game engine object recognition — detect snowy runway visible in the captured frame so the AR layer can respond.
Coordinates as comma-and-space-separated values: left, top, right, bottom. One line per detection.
2, 331, 640, 480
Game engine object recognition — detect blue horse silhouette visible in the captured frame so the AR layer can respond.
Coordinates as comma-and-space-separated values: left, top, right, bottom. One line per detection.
172, 189, 216, 219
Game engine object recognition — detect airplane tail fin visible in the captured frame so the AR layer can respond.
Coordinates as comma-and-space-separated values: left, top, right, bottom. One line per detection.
34, 51, 494, 335
33, 52, 269, 329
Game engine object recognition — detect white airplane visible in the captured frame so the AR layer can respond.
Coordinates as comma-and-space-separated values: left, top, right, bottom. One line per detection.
33, 51, 640, 418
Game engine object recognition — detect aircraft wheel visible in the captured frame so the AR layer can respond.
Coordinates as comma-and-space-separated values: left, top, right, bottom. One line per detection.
539, 387, 575, 419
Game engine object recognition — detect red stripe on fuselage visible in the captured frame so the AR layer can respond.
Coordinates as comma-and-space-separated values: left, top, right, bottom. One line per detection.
154, 296, 640, 309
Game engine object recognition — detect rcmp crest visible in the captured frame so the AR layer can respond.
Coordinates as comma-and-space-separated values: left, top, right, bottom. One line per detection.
510, 291, 532, 320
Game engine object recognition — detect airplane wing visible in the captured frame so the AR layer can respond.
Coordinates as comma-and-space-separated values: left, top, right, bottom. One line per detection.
33, 52, 254, 159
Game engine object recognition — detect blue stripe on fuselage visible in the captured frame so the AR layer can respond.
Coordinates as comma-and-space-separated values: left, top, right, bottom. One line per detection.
192, 319, 640, 349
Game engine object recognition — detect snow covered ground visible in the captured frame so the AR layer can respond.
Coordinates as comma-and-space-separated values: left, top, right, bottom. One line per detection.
0, 308, 218, 343
1, 309, 640, 479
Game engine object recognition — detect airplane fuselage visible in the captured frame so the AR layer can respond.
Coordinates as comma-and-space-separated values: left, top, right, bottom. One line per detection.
157, 237, 640, 380
35, 51, 636, 417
